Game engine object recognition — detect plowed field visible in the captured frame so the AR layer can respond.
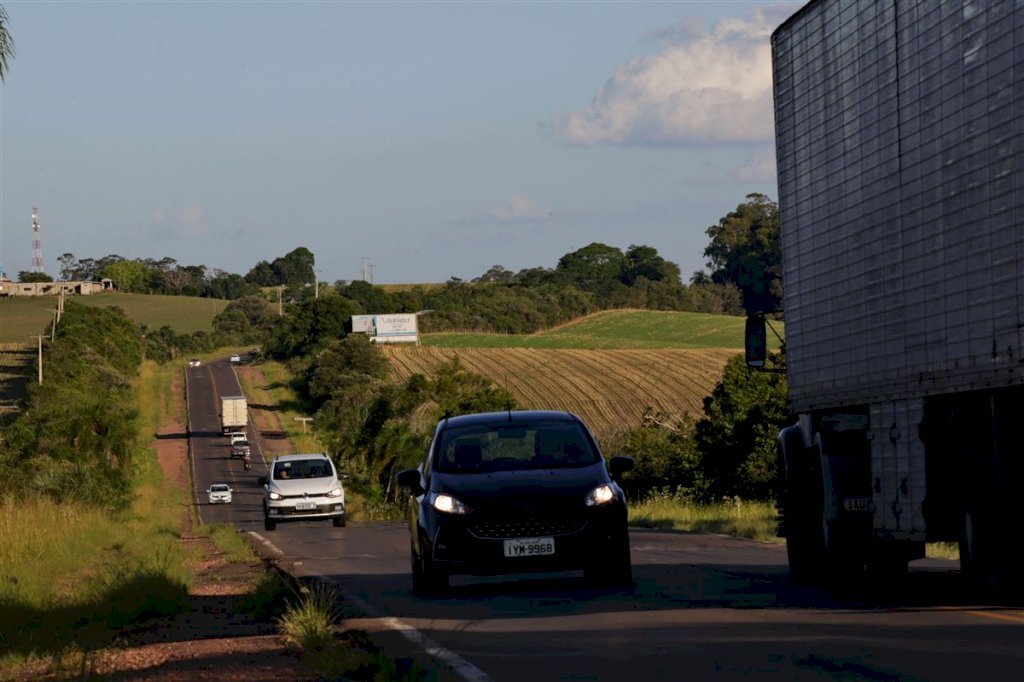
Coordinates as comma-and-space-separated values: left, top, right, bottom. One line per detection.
379, 346, 738, 437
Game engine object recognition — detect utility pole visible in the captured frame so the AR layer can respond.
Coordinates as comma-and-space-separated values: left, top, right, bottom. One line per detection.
278, 285, 284, 316
31, 334, 50, 384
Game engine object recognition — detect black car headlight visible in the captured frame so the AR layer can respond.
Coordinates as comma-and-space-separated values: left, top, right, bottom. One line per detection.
430, 492, 472, 515
584, 484, 615, 507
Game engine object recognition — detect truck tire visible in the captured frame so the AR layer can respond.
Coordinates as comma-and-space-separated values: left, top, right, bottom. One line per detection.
780, 431, 827, 585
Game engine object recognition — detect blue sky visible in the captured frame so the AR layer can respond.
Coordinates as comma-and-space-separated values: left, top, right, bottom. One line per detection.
0, 1, 796, 285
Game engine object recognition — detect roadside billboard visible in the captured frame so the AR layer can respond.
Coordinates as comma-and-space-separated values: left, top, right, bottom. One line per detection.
372, 314, 418, 344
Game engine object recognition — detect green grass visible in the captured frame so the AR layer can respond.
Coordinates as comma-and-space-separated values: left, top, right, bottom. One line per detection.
422, 309, 783, 350
0, 359, 193, 669
0, 292, 229, 343
0, 459, 192, 666
629, 495, 781, 543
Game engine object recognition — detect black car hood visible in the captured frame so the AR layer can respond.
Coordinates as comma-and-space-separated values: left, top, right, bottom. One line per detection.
432, 463, 609, 508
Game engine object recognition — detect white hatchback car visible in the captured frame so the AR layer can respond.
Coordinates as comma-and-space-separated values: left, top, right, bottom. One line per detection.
207, 483, 233, 504
188, 358, 201, 367
259, 454, 345, 531
230, 354, 241, 363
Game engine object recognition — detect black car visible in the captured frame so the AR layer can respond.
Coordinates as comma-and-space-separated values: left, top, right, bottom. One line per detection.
395, 410, 634, 595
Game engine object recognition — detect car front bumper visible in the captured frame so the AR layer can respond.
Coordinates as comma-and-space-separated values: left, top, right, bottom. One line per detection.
265, 500, 345, 522
423, 504, 627, 576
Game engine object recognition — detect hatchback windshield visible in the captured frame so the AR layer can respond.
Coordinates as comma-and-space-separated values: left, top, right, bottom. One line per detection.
210, 484, 230, 492
434, 422, 599, 473
274, 460, 332, 480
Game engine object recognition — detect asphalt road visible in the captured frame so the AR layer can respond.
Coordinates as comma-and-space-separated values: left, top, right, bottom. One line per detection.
185, 359, 1024, 681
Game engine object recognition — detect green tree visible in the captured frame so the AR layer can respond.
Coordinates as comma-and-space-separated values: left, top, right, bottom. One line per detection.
703, 193, 782, 314
307, 335, 389, 408
18, 271, 53, 283
556, 242, 627, 300
341, 280, 396, 314
0, 4, 14, 82
97, 259, 149, 293
694, 352, 790, 500
621, 245, 681, 286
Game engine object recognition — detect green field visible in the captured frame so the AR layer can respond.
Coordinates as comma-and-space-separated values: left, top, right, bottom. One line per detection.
0, 293, 229, 343
422, 309, 784, 350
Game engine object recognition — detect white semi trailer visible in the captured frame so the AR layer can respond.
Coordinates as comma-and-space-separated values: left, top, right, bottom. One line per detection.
752, 0, 1024, 588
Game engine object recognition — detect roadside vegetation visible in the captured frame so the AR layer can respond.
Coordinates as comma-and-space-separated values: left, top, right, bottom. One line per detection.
0, 307, 192, 666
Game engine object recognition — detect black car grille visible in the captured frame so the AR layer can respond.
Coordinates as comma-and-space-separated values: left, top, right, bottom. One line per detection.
469, 518, 586, 539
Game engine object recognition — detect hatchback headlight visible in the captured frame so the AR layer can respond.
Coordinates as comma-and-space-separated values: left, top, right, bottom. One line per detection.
430, 492, 472, 515
585, 484, 615, 507
268, 491, 283, 501
326, 487, 343, 498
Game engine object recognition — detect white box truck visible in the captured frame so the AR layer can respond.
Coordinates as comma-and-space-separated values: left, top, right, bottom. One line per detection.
752, 0, 1024, 589
220, 396, 248, 435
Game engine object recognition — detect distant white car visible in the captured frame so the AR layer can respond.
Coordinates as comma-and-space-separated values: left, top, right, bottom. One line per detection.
207, 483, 233, 504
228, 431, 247, 446
189, 358, 201, 367
230, 354, 241, 363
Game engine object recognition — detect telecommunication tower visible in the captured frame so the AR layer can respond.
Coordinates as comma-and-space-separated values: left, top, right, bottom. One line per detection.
361, 257, 375, 284
31, 207, 44, 273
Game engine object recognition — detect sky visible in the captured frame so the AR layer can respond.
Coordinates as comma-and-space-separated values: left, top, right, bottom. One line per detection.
0, 0, 798, 285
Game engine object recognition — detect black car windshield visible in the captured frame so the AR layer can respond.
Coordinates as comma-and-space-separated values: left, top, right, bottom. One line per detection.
434, 422, 600, 473
274, 460, 332, 480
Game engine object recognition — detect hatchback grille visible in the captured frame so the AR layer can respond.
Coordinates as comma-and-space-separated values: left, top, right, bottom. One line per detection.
469, 518, 586, 539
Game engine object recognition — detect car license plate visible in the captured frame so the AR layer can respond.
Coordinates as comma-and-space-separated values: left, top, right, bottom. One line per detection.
503, 537, 555, 558
295, 501, 317, 511
843, 497, 871, 512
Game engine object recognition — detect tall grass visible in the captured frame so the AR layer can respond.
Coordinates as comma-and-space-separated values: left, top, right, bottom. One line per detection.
629, 493, 780, 543
0, 360, 192, 669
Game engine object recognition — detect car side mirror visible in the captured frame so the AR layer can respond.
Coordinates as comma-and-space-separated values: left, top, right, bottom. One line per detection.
395, 468, 424, 495
257, 476, 268, 486
745, 315, 767, 368
609, 455, 635, 479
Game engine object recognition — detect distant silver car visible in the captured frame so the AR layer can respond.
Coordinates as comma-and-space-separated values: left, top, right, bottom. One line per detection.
189, 358, 201, 367
230, 354, 241, 363
207, 483, 233, 504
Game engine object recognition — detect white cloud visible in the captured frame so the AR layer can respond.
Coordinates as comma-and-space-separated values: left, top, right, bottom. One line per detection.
556, 6, 794, 147
463, 194, 554, 224
148, 203, 209, 238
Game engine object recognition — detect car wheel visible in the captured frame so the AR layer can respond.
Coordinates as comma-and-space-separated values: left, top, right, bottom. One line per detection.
332, 516, 346, 528
412, 538, 447, 596
264, 517, 276, 531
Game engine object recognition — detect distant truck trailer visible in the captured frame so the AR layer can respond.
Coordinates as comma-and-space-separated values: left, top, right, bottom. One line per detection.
219, 396, 248, 435
751, 0, 1024, 590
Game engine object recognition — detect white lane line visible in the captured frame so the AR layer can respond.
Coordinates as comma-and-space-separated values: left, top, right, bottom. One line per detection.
325, 579, 493, 682
247, 531, 285, 556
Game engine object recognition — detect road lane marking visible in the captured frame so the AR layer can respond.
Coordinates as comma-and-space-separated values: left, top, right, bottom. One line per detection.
247, 531, 285, 556
326, 580, 493, 682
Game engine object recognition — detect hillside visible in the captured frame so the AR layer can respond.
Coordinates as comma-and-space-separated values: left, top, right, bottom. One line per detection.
421, 309, 782, 350
0, 293, 229, 343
